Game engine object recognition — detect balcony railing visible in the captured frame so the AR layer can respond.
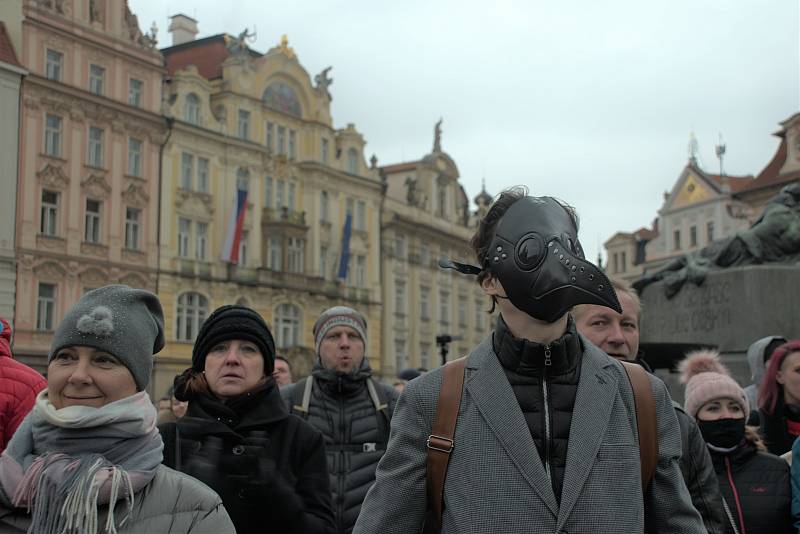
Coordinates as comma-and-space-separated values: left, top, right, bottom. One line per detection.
262, 207, 307, 227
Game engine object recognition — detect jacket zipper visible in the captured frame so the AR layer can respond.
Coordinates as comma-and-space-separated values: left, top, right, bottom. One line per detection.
542, 344, 552, 485
725, 456, 748, 534
337, 376, 346, 530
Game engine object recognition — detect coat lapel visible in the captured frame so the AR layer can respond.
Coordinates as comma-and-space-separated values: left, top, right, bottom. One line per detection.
465, 339, 559, 517
556, 340, 619, 529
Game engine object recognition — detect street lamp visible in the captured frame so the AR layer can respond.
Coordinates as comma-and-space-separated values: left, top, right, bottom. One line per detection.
435, 334, 463, 367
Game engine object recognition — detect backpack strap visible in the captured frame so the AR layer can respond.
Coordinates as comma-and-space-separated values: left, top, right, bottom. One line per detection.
621, 361, 658, 492
426, 356, 467, 530
291, 376, 314, 417
367, 378, 392, 443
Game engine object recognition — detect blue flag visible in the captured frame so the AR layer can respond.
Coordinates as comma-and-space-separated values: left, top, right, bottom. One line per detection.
337, 213, 353, 280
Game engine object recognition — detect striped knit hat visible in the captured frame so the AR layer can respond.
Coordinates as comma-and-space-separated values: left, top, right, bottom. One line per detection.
313, 306, 367, 356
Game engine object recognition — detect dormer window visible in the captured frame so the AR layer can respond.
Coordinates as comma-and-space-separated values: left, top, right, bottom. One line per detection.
185, 93, 200, 125
347, 148, 358, 174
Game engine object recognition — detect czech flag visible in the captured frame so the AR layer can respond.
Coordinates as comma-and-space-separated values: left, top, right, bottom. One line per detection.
221, 188, 248, 264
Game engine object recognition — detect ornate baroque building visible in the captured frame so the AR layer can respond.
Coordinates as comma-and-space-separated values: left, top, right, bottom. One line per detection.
154, 19, 383, 394
379, 126, 493, 375
1, 0, 165, 372
0, 22, 26, 321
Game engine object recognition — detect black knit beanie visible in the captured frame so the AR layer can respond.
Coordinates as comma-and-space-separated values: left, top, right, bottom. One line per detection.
192, 305, 276, 374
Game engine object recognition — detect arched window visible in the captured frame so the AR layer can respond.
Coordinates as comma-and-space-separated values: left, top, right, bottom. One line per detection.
320, 191, 329, 222
347, 148, 359, 174
236, 168, 250, 192
176, 292, 208, 341
262, 82, 302, 118
275, 303, 300, 348
184, 93, 200, 125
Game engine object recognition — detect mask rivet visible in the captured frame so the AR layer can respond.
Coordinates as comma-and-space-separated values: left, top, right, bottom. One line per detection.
554, 248, 559, 254
571, 265, 577, 272
588, 274, 594, 280
565, 259, 570, 265
501, 253, 507, 259
598, 284, 604, 291
580, 267, 585, 273
493, 256, 499, 262
548, 242, 554, 247
571, 276, 576, 282
559, 254, 564, 260
496, 246, 502, 252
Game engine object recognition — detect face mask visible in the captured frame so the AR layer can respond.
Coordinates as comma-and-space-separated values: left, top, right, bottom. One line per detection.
697, 418, 746, 449
442, 196, 621, 323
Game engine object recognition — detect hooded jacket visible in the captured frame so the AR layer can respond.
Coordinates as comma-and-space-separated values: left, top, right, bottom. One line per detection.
0, 318, 46, 453
281, 358, 398, 534
743, 336, 786, 411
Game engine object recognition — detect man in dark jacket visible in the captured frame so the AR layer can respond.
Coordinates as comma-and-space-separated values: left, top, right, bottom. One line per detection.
574, 276, 725, 534
281, 306, 397, 534
0, 317, 46, 453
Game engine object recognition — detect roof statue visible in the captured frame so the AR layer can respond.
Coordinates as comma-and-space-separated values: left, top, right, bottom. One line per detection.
433, 118, 443, 152
228, 27, 256, 56
278, 34, 297, 60
315, 66, 334, 99
634, 182, 800, 298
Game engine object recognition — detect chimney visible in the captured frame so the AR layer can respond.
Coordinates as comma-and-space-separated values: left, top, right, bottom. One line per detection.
168, 14, 198, 46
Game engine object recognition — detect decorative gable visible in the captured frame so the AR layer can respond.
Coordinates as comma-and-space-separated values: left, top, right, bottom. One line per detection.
122, 183, 150, 208
666, 169, 717, 212
81, 173, 112, 199
36, 163, 70, 190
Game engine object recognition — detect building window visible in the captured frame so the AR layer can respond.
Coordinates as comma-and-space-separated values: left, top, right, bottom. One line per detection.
289, 130, 296, 159
128, 79, 143, 107
320, 191, 329, 222
238, 109, 250, 140
395, 234, 406, 260
197, 157, 209, 193
287, 237, 304, 273
277, 179, 285, 208
439, 290, 450, 326
320, 245, 329, 279
347, 148, 358, 174
277, 126, 286, 155
178, 218, 191, 258
124, 208, 140, 250
288, 182, 296, 211
438, 183, 447, 216
346, 198, 354, 219
185, 93, 200, 125
87, 126, 103, 167
459, 295, 468, 327
46, 49, 62, 81
613, 253, 619, 273
239, 231, 249, 266
620, 251, 627, 273
268, 237, 282, 271
176, 292, 208, 342
127, 137, 142, 177
707, 221, 714, 243
266, 122, 274, 151
265, 176, 273, 208
44, 114, 62, 157
180, 153, 193, 190
40, 190, 58, 236
84, 199, 102, 243
420, 286, 430, 320
195, 222, 208, 261
420, 343, 431, 370
321, 138, 329, 164
236, 168, 250, 192
395, 339, 407, 371
673, 230, 681, 250
395, 280, 406, 315
356, 200, 366, 231
356, 255, 366, 287
36, 283, 57, 331
690, 225, 698, 247
89, 64, 105, 95
420, 244, 430, 268
475, 299, 485, 329
275, 303, 300, 348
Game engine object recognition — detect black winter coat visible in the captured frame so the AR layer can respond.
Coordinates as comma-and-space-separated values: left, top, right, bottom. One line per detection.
750, 398, 800, 455
710, 441, 792, 534
281, 360, 397, 534
160, 380, 336, 534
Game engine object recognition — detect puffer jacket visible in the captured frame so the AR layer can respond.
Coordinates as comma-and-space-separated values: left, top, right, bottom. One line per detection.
161, 379, 335, 534
0, 318, 46, 453
281, 358, 398, 534
750, 396, 800, 455
743, 336, 787, 412
0, 464, 234, 533
710, 438, 792, 534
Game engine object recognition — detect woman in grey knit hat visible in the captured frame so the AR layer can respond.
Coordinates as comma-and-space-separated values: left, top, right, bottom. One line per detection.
0, 285, 235, 534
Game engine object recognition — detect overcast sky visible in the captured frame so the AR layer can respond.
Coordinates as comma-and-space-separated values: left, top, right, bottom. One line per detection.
131, 0, 799, 263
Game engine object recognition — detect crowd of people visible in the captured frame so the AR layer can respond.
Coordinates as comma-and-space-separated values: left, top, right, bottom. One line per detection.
0, 187, 798, 533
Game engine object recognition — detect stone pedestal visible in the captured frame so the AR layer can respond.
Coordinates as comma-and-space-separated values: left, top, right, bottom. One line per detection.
640, 264, 800, 398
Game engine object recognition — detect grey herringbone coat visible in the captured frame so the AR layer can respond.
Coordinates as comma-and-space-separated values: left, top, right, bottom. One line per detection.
353, 335, 705, 534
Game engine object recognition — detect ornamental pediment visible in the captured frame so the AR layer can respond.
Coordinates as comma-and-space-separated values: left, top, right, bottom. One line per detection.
122, 183, 150, 208
36, 163, 70, 189
175, 189, 214, 215
33, 260, 66, 279
81, 173, 112, 198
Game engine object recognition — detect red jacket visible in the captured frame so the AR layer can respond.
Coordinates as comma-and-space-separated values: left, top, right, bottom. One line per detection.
0, 318, 46, 452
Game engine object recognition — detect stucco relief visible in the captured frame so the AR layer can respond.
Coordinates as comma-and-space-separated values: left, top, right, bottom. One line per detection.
81, 173, 112, 198
122, 183, 150, 207
175, 189, 214, 215
119, 272, 149, 289
80, 242, 109, 258
33, 260, 66, 279
78, 266, 108, 288
121, 249, 147, 264
36, 164, 70, 189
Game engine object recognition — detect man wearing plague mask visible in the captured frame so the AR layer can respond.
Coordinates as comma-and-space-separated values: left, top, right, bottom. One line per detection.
354, 187, 704, 533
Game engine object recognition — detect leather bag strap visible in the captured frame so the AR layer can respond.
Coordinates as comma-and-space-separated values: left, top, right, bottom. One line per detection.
621, 361, 658, 492
426, 356, 467, 530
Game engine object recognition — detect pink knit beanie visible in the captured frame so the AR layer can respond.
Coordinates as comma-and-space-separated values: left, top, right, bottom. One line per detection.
679, 349, 749, 420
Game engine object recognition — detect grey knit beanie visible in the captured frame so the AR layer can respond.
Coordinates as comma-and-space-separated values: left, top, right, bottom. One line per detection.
49, 285, 165, 391
313, 306, 367, 355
